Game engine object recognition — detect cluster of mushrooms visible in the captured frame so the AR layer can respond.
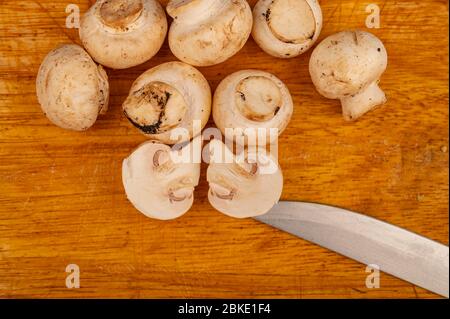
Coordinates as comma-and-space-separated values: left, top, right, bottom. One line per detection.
36, 0, 388, 220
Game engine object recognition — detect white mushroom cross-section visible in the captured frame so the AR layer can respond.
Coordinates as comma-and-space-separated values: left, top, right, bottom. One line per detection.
207, 140, 284, 218
122, 140, 201, 220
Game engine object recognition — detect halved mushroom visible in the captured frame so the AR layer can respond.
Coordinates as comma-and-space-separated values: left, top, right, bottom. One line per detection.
36, 44, 109, 131
166, 0, 253, 66
252, 0, 322, 58
122, 139, 201, 220
213, 70, 294, 145
79, 0, 167, 69
207, 139, 283, 218
309, 30, 388, 121
123, 61, 211, 144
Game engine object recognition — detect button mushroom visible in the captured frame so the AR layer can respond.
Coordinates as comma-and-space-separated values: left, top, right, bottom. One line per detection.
166, 0, 253, 66
123, 61, 212, 144
36, 44, 109, 131
309, 30, 388, 121
252, 0, 323, 58
213, 70, 294, 145
122, 140, 201, 220
207, 139, 283, 218
79, 0, 168, 69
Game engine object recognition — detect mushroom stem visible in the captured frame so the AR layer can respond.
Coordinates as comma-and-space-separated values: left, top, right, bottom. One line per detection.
99, 0, 144, 29
340, 81, 387, 121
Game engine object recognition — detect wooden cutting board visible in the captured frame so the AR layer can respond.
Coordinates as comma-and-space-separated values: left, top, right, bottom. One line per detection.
0, 0, 448, 299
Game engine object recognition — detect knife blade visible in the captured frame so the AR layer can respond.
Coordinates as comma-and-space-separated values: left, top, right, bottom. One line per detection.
254, 201, 449, 298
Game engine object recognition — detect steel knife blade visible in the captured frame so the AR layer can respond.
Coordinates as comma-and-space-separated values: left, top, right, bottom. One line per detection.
254, 201, 449, 298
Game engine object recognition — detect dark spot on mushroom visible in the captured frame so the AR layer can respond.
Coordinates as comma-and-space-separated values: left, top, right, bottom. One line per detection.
377, 48, 381, 52
124, 86, 174, 135
165, 91, 172, 102
352, 32, 359, 45
274, 107, 281, 116
124, 109, 166, 135
263, 8, 271, 22
238, 91, 246, 101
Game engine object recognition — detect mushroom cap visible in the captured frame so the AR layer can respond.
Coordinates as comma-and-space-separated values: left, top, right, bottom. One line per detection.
252, 0, 323, 58
36, 44, 109, 131
167, 0, 253, 67
207, 140, 283, 218
122, 140, 201, 220
123, 61, 211, 145
213, 70, 294, 146
79, 0, 168, 69
309, 30, 388, 99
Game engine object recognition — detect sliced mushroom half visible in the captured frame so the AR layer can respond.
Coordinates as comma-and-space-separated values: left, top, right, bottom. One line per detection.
36, 44, 109, 131
122, 140, 201, 220
207, 139, 283, 218
166, 0, 253, 66
309, 30, 388, 121
252, 0, 323, 58
213, 70, 294, 145
123, 62, 212, 144
79, 0, 168, 69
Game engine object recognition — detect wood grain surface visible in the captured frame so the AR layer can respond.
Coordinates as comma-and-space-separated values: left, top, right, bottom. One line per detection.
0, 0, 448, 299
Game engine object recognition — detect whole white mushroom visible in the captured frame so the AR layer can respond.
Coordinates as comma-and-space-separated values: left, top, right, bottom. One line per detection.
122, 61, 212, 145
252, 0, 323, 58
166, 0, 253, 66
309, 30, 388, 121
79, 0, 168, 69
213, 70, 294, 146
36, 44, 109, 131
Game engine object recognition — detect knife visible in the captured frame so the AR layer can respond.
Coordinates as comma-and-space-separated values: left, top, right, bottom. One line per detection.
254, 201, 449, 298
